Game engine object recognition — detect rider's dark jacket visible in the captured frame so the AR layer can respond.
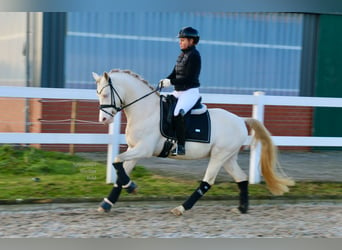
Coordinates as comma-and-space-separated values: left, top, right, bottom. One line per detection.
167, 45, 201, 91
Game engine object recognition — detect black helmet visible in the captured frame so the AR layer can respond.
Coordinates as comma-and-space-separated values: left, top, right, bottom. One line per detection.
177, 26, 200, 44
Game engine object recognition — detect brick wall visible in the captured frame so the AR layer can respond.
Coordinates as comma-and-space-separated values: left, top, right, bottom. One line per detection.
38, 99, 108, 152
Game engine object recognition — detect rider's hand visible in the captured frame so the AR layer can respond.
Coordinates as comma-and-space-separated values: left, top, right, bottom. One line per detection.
159, 79, 171, 88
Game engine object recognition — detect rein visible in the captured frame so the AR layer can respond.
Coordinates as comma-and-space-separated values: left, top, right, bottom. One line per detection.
98, 77, 161, 117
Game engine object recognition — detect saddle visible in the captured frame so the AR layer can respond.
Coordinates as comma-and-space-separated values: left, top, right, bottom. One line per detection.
159, 95, 211, 145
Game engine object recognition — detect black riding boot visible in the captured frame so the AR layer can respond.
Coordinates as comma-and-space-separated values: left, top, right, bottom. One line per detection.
171, 110, 186, 156
237, 180, 249, 213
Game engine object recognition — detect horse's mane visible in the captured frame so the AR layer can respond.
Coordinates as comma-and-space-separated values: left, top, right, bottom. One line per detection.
109, 69, 159, 96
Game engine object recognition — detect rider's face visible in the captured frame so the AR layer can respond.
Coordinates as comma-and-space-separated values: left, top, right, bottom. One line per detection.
179, 38, 194, 50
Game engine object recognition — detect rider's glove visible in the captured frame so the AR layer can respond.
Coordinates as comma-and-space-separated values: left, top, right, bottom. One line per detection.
159, 79, 171, 88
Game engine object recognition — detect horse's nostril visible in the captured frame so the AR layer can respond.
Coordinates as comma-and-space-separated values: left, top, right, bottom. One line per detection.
102, 117, 107, 122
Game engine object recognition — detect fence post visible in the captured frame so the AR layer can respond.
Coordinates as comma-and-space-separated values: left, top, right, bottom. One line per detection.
249, 91, 265, 184
69, 100, 77, 155
106, 112, 121, 184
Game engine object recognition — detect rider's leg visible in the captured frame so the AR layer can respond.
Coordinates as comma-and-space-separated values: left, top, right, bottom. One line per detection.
171, 109, 186, 155
172, 88, 200, 156
172, 88, 200, 116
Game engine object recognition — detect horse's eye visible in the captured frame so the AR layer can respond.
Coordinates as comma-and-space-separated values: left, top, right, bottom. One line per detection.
102, 94, 108, 98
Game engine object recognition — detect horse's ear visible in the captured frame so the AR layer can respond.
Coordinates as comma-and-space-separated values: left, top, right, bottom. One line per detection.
103, 72, 109, 81
92, 72, 100, 82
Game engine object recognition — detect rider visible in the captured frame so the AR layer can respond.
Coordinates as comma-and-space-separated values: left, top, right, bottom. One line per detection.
159, 26, 201, 156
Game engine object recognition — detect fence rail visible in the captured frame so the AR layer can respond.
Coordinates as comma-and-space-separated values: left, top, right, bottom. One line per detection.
1, 86, 342, 183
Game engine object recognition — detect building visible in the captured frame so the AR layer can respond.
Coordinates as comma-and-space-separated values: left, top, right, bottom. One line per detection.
1, 12, 341, 151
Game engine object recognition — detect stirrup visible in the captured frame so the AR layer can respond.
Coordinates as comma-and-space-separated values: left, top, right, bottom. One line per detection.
171, 145, 185, 156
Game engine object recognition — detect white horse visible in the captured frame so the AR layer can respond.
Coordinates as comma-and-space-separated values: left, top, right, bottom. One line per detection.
93, 69, 294, 216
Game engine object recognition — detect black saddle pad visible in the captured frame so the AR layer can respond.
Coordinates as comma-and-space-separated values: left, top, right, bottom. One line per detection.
159, 95, 211, 143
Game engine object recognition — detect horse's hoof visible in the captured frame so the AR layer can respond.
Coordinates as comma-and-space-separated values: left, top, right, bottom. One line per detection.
238, 205, 248, 214
231, 207, 248, 214
97, 207, 105, 212
170, 205, 185, 216
98, 198, 113, 212
231, 207, 241, 214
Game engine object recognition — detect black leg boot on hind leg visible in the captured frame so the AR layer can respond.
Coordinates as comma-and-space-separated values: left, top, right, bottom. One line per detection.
171, 109, 186, 156
171, 181, 211, 216
171, 181, 211, 215
237, 180, 249, 214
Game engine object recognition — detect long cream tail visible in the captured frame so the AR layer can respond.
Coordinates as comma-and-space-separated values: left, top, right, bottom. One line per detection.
245, 118, 295, 195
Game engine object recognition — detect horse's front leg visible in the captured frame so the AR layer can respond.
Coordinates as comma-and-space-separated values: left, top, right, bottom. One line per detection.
113, 143, 155, 193
98, 144, 154, 213
98, 159, 137, 213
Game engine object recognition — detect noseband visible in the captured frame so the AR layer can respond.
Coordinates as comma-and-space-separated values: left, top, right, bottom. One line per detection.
97, 78, 124, 117
97, 77, 161, 117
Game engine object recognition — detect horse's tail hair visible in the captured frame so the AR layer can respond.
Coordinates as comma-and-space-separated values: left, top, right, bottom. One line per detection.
245, 118, 295, 195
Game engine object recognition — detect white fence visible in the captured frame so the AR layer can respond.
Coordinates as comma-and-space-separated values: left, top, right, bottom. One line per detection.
1, 86, 342, 184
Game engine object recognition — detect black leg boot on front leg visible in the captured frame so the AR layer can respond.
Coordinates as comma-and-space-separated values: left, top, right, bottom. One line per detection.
98, 162, 137, 212
237, 180, 249, 214
171, 109, 186, 156
98, 185, 122, 212
113, 162, 137, 193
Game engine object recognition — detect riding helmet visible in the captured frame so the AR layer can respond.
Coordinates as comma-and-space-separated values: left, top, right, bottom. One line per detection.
177, 26, 200, 44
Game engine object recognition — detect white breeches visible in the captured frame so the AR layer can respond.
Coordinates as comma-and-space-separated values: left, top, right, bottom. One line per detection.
172, 87, 200, 116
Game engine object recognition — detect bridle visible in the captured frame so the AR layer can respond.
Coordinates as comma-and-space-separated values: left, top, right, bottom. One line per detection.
97, 77, 161, 117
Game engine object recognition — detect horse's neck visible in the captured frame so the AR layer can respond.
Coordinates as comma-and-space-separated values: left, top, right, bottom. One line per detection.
124, 94, 160, 123
118, 77, 160, 125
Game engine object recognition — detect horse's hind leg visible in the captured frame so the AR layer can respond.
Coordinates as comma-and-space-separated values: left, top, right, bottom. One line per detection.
98, 159, 137, 212
171, 180, 212, 216
171, 158, 222, 216
223, 156, 249, 213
